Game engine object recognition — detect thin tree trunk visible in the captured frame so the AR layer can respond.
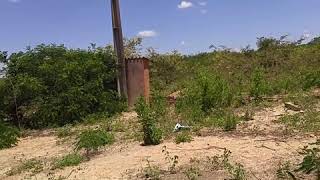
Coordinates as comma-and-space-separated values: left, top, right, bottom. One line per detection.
8, 78, 20, 129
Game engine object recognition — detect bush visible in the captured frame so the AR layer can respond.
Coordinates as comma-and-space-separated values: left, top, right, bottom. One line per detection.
200, 111, 240, 131
176, 70, 233, 123
53, 153, 84, 169
250, 69, 270, 101
175, 132, 193, 144
0, 44, 125, 129
0, 121, 20, 149
75, 129, 114, 157
304, 70, 320, 90
135, 97, 162, 145
223, 114, 239, 131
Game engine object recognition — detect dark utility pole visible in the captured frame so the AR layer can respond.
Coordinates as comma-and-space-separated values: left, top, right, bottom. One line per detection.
111, 0, 127, 98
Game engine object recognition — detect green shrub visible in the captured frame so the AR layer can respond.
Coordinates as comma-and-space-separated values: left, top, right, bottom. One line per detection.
0, 121, 20, 149
223, 114, 239, 131
135, 97, 162, 146
0, 44, 125, 129
175, 132, 193, 144
200, 111, 240, 131
149, 50, 185, 94
150, 91, 167, 118
304, 70, 320, 90
75, 129, 114, 157
53, 153, 84, 169
297, 140, 320, 179
176, 70, 233, 123
250, 69, 269, 101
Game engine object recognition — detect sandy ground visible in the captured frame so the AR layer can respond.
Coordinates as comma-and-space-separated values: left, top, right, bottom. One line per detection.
0, 104, 318, 180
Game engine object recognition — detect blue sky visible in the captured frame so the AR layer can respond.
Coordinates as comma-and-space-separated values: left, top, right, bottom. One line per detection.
1, 0, 320, 54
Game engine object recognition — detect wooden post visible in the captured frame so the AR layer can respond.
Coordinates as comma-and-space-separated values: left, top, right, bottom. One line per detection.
111, 0, 127, 98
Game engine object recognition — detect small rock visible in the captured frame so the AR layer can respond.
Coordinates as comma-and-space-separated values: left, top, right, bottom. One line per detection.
284, 102, 301, 111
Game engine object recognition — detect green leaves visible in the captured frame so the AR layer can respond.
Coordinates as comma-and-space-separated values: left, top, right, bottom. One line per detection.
176, 70, 233, 123
135, 97, 162, 146
0, 121, 20, 149
303, 70, 320, 90
1, 44, 124, 129
75, 129, 114, 157
52, 153, 84, 169
250, 68, 270, 101
296, 140, 320, 179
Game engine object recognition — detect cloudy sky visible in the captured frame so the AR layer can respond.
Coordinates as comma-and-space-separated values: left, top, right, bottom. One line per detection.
1, 0, 320, 54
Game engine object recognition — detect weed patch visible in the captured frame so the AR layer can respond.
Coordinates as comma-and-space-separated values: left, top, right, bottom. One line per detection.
184, 165, 201, 180
206, 149, 247, 180
162, 146, 179, 173
176, 70, 233, 123
6, 159, 43, 176
280, 111, 320, 132
276, 161, 296, 179
143, 159, 162, 180
297, 140, 320, 179
175, 132, 193, 144
75, 129, 114, 158
56, 125, 74, 139
52, 153, 84, 169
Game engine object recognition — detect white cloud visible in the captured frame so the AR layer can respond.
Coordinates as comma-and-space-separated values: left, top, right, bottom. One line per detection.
8, 0, 20, 3
200, 9, 208, 14
199, 2, 207, 6
137, 30, 157, 38
180, 41, 186, 46
178, 1, 193, 9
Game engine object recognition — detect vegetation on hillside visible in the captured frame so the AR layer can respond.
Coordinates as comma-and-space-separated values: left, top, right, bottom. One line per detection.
0, 35, 319, 153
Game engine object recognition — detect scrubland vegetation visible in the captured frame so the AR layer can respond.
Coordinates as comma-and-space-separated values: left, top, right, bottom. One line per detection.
0, 35, 320, 179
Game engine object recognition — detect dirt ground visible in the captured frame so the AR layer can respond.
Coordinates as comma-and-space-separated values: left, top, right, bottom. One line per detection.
0, 103, 318, 180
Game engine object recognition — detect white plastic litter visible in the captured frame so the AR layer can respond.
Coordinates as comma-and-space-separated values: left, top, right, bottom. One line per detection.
173, 123, 190, 132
